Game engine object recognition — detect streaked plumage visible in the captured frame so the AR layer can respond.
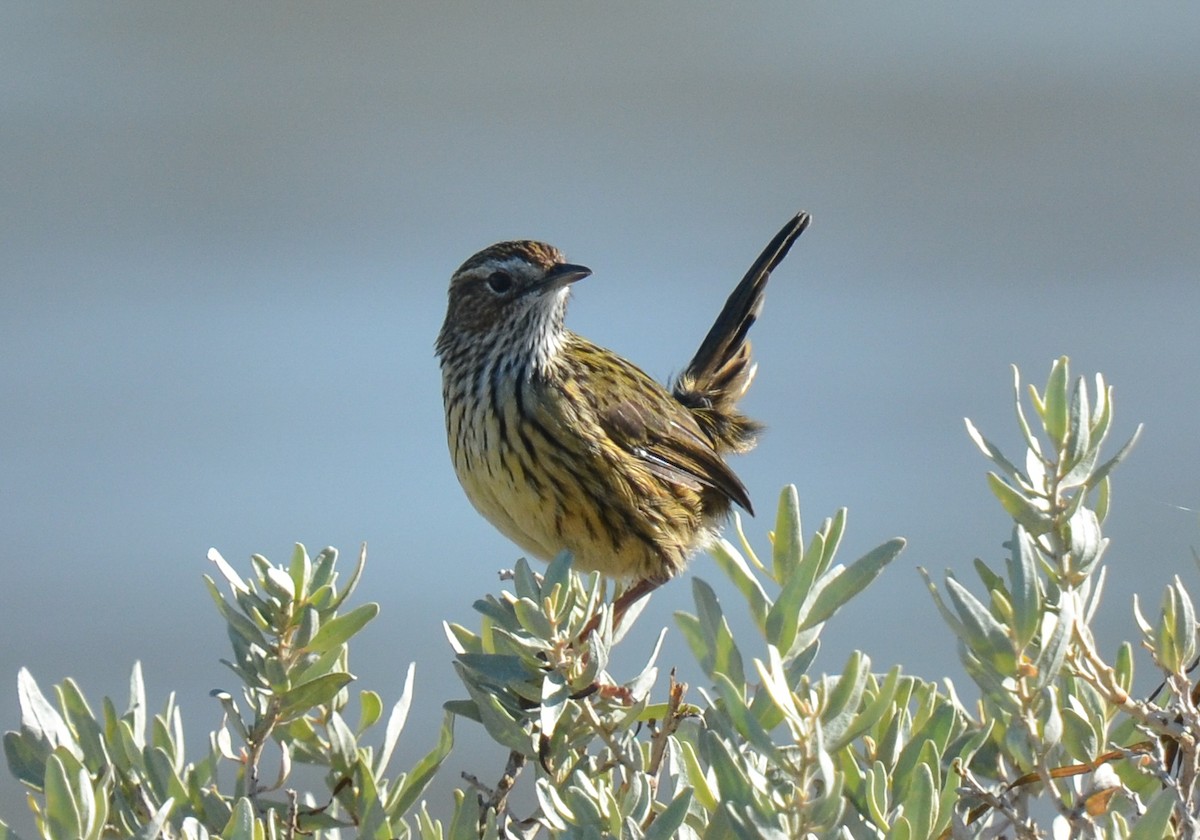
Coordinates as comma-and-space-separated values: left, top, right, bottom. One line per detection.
436, 212, 810, 587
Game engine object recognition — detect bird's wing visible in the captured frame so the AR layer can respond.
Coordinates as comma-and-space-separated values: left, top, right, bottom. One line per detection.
566, 341, 754, 514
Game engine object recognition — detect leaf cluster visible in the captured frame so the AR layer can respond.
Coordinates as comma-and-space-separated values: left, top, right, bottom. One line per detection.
4, 356, 1200, 840
3, 545, 452, 839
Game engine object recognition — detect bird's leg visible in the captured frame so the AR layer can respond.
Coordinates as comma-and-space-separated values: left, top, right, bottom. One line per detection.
578, 577, 664, 641
612, 577, 662, 626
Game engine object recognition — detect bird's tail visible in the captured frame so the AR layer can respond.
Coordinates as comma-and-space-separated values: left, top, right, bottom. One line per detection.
672, 211, 811, 453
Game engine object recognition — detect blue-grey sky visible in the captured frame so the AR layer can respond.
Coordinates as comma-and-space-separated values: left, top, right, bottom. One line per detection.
3, 4, 1199, 829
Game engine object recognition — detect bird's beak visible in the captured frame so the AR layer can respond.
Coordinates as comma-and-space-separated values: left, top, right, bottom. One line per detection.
539, 262, 592, 292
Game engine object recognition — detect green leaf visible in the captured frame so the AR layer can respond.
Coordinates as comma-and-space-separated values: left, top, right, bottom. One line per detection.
17, 669, 74, 754
771, 485, 803, 583
289, 543, 312, 599
263, 566, 296, 603
56, 680, 105, 773
678, 739, 718, 811
819, 509, 848, 576
675, 612, 709, 677
389, 711, 455, 820
131, 799, 175, 840
691, 579, 745, 685
203, 577, 268, 649
326, 710, 359, 772
539, 672, 568, 740
753, 646, 801, 730
4, 729, 47, 789
904, 762, 936, 840
702, 730, 754, 804
820, 651, 868, 748
443, 621, 482, 655
352, 755, 390, 839
1085, 424, 1143, 490
1128, 786, 1178, 840
541, 550, 573, 599
1114, 641, 1134, 694
310, 546, 338, 591
764, 552, 811, 657
1067, 507, 1105, 580
893, 704, 954, 798
43, 751, 83, 840
1171, 578, 1197, 670
511, 597, 555, 640
1033, 595, 1074, 691
1011, 366, 1043, 458
207, 548, 249, 593
712, 673, 777, 758
964, 417, 1029, 487
276, 672, 355, 722
865, 759, 890, 828
376, 662, 415, 775
442, 699, 481, 723
944, 577, 1015, 674
919, 568, 968, 643
328, 543, 366, 611
127, 662, 146, 748
798, 538, 905, 632
1007, 527, 1041, 649
644, 789, 693, 840
887, 816, 912, 840
145, 745, 189, 805
102, 697, 142, 773
222, 797, 256, 840
1063, 374, 1092, 476
1092, 474, 1111, 523
986, 473, 1052, 535
455, 653, 530, 689
303, 602, 379, 653
511, 558, 541, 601
292, 644, 347, 688
1060, 705, 1097, 763
709, 538, 770, 632
1040, 356, 1070, 447
828, 666, 901, 754
456, 667, 529, 753
233, 589, 272, 632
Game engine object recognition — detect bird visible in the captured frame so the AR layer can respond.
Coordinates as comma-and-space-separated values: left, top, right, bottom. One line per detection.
435, 211, 811, 622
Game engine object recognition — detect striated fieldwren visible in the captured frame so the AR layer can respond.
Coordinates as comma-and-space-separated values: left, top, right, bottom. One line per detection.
436, 212, 810, 613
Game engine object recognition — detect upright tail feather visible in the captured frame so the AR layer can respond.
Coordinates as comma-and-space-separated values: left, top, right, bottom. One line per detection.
672, 211, 811, 452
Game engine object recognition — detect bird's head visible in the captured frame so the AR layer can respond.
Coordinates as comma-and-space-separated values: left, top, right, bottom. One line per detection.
436, 240, 592, 366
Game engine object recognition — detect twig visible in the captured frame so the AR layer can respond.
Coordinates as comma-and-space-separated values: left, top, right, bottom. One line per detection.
481, 749, 527, 823
283, 789, 297, 840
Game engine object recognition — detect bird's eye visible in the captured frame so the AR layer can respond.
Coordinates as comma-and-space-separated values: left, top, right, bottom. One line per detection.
486, 271, 513, 294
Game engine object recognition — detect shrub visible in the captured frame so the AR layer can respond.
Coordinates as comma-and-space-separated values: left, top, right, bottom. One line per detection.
7, 357, 1197, 839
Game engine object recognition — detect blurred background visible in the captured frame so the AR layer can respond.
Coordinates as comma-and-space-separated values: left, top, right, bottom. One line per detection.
3, 3, 1198, 830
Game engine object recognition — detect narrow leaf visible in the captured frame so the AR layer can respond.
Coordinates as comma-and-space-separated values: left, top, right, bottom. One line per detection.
131, 798, 175, 840
276, 673, 355, 721
644, 789, 693, 840
1041, 356, 1070, 447
303, 603, 379, 653
986, 473, 1053, 535
964, 418, 1029, 486
389, 712, 455, 820
207, 548, 248, 593
1128, 786, 1178, 840
43, 750, 84, 840
798, 538, 905, 632
1085, 424, 1143, 489
376, 662, 415, 775
771, 485, 803, 582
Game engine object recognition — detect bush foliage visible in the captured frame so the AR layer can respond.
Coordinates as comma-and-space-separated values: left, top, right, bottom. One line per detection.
6, 357, 1199, 839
